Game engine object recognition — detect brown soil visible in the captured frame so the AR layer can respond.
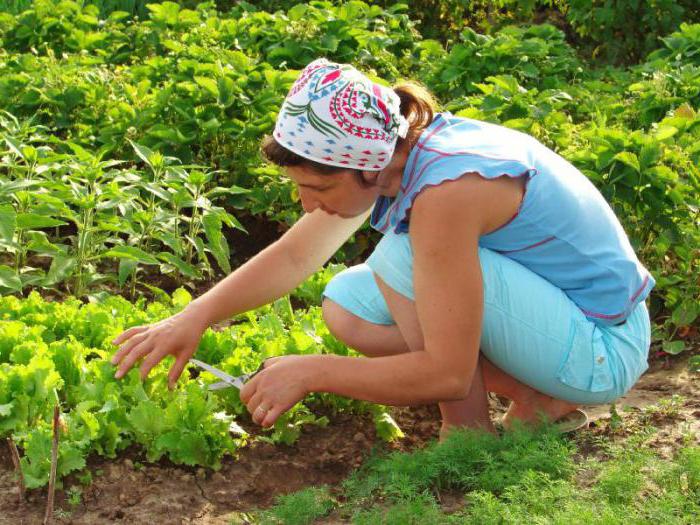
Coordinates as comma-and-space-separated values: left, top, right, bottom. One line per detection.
1, 353, 697, 525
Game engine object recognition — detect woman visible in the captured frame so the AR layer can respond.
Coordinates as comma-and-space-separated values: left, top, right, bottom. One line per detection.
111, 58, 654, 438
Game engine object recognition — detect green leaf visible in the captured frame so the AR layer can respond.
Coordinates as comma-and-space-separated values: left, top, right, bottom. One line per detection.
103, 246, 159, 265
16, 213, 67, 230
0, 265, 22, 292
128, 401, 166, 437
662, 340, 686, 355
202, 211, 230, 274
194, 76, 219, 99
128, 140, 156, 169
25, 231, 63, 256
0, 402, 13, 416
142, 183, 171, 201
58, 446, 86, 477
156, 252, 201, 279
118, 258, 138, 287
4, 136, 25, 159
654, 126, 678, 141
0, 205, 16, 242
171, 288, 192, 309
689, 356, 700, 373
44, 254, 77, 286
147, 1, 180, 25
612, 152, 640, 173
373, 410, 404, 442
638, 142, 662, 170
671, 303, 699, 327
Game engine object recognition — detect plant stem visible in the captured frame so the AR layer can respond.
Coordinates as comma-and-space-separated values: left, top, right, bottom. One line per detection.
43, 405, 60, 525
185, 186, 202, 266
7, 437, 25, 504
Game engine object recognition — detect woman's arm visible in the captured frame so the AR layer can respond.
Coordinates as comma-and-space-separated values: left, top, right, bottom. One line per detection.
185, 207, 371, 327
243, 174, 505, 426
308, 176, 487, 403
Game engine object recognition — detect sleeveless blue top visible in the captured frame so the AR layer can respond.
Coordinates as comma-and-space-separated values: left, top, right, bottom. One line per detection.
370, 112, 655, 326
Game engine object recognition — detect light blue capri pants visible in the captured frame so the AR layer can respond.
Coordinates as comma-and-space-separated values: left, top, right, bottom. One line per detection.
322, 230, 652, 405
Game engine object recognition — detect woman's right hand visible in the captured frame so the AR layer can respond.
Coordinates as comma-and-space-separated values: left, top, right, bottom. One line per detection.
110, 306, 211, 389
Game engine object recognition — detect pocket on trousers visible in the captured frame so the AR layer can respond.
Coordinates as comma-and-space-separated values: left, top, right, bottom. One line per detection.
556, 319, 615, 393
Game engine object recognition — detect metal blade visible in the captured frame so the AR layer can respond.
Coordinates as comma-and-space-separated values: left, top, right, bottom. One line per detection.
189, 358, 238, 386
208, 380, 242, 391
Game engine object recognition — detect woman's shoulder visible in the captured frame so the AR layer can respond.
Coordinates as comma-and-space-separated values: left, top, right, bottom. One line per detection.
408, 171, 527, 238
424, 112, 541, 162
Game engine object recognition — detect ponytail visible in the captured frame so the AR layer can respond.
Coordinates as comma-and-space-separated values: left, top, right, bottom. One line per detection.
392, 80, 439, 148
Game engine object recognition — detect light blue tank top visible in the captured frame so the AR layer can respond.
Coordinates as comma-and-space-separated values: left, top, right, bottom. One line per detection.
370, 111, 655, 326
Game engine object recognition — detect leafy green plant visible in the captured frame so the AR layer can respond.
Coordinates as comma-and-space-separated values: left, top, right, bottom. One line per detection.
0, 287, 404, 488
563, 0, 700, 64
422, 23, 581, 100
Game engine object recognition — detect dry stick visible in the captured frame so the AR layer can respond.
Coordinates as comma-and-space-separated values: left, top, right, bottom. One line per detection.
7, 437, 26, 504
43, 405, 60, 525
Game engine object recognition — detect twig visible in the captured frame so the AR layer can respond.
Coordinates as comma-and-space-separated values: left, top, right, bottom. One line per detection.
43, 405, 60, 525
7, 437, 25, 503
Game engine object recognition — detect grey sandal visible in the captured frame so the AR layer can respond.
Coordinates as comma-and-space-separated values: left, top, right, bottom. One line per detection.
552, 408, 589, 433
497, 408, 589, 434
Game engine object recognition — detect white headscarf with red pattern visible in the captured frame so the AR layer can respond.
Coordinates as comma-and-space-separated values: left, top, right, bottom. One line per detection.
273, 58, 409, 171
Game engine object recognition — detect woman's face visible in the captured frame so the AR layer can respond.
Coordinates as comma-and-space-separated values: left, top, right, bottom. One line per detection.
286, 165, 381, 218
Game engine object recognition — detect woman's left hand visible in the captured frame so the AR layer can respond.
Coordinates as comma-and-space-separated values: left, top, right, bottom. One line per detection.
239, 355, 316, 428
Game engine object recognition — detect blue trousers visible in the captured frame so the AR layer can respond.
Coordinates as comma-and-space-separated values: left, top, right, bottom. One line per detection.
323, 230, 651, 404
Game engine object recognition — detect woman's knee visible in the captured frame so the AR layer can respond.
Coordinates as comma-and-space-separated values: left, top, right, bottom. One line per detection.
321, 297, 360, 343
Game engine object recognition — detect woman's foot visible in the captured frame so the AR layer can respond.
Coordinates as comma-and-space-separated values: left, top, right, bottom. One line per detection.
502, 391, 579, 430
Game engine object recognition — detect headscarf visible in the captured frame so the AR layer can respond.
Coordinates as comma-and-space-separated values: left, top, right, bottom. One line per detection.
273, 58, 409, 171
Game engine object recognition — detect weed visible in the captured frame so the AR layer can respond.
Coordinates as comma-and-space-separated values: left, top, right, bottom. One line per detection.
640, 395, 686, 424
259, 486, 334, 525
66, 485, 82, 507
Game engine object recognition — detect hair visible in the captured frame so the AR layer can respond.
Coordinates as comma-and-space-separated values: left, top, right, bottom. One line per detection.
260, 80, 439, 177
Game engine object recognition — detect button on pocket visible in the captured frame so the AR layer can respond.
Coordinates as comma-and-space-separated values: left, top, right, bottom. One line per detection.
556, 319, 615, 393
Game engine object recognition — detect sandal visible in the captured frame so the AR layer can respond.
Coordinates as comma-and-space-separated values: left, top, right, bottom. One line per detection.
552, 408, 589, 434
497, 408, 589, 434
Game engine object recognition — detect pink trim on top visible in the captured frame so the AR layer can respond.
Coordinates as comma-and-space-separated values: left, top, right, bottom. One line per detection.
399, 149, 536, 220
402, 121, 449, 191
374, 120, 448, 233
581, 274, 651, 320
495, 236, 556, 254
397, 154, 537, 234
418, 144, 536, 166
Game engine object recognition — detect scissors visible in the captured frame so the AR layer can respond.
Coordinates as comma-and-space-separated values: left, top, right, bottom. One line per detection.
189, 358, 267, 390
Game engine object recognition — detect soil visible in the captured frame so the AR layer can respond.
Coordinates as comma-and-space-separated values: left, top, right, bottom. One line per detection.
1, 351, 697, 525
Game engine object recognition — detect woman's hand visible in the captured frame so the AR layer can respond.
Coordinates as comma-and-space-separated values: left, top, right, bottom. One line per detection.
240, 355, 318, 428
110, 307, 210, 389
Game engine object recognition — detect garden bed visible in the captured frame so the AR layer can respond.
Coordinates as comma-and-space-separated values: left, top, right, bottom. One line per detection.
1, 352, 696, 524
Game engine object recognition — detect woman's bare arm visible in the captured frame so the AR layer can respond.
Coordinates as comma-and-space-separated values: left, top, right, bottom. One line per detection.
184, 207, 371, 327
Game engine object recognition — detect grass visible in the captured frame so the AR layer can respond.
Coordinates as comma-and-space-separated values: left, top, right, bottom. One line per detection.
254, 420, 700, 525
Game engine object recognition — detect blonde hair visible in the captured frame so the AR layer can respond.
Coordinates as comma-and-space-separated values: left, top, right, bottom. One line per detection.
260, 79, 439, 175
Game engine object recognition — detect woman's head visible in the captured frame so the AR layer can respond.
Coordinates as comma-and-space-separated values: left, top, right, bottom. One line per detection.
260, 58, 438, 216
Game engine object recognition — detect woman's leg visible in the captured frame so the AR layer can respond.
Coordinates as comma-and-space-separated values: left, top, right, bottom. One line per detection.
480, 358, 578, 429
323, 293, 576, 435
323, 234, 635, 434
372, 273, 495, 436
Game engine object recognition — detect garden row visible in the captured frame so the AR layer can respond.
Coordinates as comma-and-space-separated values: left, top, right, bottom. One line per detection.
0, 276, 403, 489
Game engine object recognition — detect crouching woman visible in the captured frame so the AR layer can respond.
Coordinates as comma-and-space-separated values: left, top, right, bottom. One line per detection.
111, 59, 654, 439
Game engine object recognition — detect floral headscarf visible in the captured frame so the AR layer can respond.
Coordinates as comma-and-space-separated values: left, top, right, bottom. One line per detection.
273, 58, 409, 171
